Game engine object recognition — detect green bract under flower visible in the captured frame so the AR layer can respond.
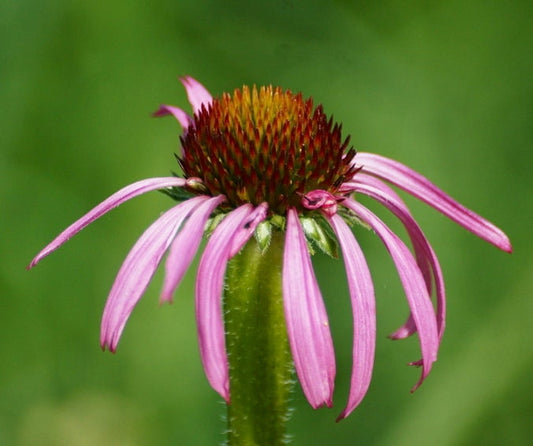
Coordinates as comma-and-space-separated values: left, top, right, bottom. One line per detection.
179, 85, 357, 215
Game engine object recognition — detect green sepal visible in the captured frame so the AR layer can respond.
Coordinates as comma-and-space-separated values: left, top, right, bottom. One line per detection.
315, 215, 341, 257
254, 221, 273, 253
300, 215, 339, 258
159, 185, 194, 202
270, 214, 286, 231
338, 206, 371, 230
205, 212, 227, 236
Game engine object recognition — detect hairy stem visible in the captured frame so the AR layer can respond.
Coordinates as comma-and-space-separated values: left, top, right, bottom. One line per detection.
224, 233, 292, 445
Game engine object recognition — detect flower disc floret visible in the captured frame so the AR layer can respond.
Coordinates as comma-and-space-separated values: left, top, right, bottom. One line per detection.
179, 85, 357, 215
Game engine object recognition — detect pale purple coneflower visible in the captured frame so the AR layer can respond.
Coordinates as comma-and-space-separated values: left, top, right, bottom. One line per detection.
29, 76, 511, 420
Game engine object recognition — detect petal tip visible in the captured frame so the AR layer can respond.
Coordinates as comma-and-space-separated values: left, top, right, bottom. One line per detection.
492, 231, 512, 253
100, 331, 118, 353
27, 252, 46, 269
388, 331, 409, 340
410, 375, 425, 393
178, 76, 212, 114
152, 105, 169, 117
159, 293, 174, 305
336, 411, 348, 423
410, 380, 423, 393
409, 360, 433, 393
100, 342, 115, 353
503, 240, 513, 253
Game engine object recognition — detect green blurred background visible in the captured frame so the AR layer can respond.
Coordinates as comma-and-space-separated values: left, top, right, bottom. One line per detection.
2, 0, 531, 444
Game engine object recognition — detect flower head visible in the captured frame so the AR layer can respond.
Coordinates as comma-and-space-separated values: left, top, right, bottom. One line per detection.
29, 76, 511, 420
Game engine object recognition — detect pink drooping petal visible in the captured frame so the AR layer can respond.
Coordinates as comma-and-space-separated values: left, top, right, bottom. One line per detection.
343, 198, 439, 391
355, 152, 512, 253
228, 202, 269, 257
389, 314, 417, 340
100, 198, 204, 352
369, 178, 431, 285
347, 174, 446, 343
344, 178, 432, 294
180, 76, 213, 115
28, 177, 186, 269
283, 208, 336, 408
160, 195, 226, 303
196, 204, 254, 402
152, 105, 193, 130
328, 214, 376, 421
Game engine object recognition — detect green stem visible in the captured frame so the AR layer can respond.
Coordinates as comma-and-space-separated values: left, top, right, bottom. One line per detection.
224, 232, 292, 446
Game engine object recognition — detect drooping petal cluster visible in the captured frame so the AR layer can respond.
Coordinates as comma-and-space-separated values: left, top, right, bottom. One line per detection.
29, 76, 511, 420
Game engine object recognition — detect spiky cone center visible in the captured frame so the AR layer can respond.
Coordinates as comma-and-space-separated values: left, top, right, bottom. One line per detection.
179, 85, 357, 215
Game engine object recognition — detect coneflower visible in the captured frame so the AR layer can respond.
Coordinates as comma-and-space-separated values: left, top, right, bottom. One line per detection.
29, 76, 511, 444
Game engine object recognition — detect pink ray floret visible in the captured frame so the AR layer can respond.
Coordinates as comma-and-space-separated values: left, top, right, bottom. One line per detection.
346, 174, 446, 343
343, 198, 439, 389
28, 177, 186, 269
328, 214, 376, 421
160, 195, 226, 303
152, 104, 193, 130
356, 152, 512, 253
195, 204, 260, 401
179, 75, 213, 114
153, 76, 213, 130
283, 208, 336, 408
101, 196, 208, 351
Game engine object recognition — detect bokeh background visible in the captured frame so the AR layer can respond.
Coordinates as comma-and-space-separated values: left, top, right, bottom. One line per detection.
2, 1, 531, 444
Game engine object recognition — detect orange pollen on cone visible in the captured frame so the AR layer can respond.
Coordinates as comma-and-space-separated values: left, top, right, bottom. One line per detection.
179, 85, 357, 215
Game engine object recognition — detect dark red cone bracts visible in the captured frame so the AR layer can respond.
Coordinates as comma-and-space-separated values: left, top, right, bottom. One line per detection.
179, 85, 357, 215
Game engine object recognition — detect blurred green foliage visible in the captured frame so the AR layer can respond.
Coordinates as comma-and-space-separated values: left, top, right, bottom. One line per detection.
1, 0, 531, 444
